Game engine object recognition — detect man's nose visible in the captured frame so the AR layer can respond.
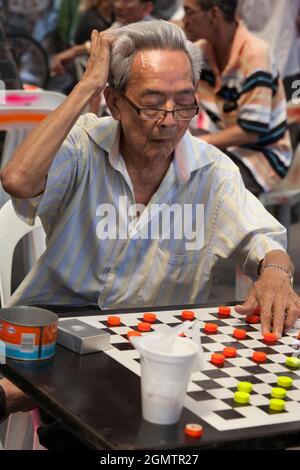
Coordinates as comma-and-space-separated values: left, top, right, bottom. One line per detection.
159, 111, 177, 127
159, 101, 177, 127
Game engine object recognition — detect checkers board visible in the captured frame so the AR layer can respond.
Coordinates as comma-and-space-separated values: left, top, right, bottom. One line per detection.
63, 305, 300, 433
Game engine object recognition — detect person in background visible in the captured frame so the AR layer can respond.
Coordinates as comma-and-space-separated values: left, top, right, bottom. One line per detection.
74, 0, 114, 44
183, 0, 292, 196
237, 0, 300, 85
237, 0, 300, 150
52, 0, 114, 75
56, 0, 81, 50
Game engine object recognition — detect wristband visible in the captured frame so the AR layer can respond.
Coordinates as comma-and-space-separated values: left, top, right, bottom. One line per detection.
262, 263, 294, 285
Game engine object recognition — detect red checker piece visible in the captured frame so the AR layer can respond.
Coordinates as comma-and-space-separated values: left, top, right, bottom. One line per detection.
211, 353, 225, 366
246, 315, 260, 324
298, 332, 300, 340
204, 323, 218, 334
143, 313, 157, 323
137, 322, 151, 332
253, 307, 261, 315
263, 332, 277, 343
233, 328, 247, 340
252, 351, 267, 363
184, 424, 203, 439
218, 306, 231, 318
107, 316, 121, 326
223, 347, 237, 358
127, 330, 142, 340
181, 310, 195, 321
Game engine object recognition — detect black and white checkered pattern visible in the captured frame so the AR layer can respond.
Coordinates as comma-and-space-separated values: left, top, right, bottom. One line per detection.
63, 306, 300, 432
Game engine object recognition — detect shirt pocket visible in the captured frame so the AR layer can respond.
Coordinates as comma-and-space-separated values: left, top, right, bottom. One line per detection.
137, 244, 206, 306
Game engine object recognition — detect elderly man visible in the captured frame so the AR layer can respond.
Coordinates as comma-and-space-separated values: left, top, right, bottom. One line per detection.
0, 20, 300, 432
184, 0, 292, 196
1, 18, 299, 332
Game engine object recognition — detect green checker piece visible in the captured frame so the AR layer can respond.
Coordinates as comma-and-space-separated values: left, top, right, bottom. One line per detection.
271, 387, 287, 399
286, 357, 300, 369
234, 391, 250, 404
269, 399, 285, 412
237, 382, 253, 394
277, 376, 293, 389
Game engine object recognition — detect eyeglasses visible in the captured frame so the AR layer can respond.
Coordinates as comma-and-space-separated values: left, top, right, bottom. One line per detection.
120, 93, 199, 121
184, 7, 202, 17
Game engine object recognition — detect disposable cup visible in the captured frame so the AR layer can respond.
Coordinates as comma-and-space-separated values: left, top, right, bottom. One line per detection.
140, 337, 198, 425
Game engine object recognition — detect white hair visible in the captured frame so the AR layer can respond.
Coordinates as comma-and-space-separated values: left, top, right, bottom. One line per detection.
109, 20, 203, 91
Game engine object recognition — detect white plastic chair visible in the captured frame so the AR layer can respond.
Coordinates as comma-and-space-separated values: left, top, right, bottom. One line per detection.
0, 199, 45, 306
0, 89, 66, 207
0, 89, 64, 289
0, 199, 46, 450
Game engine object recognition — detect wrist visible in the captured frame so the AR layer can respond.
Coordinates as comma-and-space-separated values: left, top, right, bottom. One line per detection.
72, 80, 100, 104
76, 77, 105, 99
261, 264, 294, 285
258, 252, 294, 285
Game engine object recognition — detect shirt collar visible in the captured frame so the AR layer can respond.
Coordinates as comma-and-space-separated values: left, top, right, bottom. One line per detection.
224, 21, 250, 74
200, 21, 250, 89
83, 116, 214, 185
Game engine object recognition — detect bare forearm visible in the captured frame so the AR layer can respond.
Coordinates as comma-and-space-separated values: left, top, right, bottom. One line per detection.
0, 81, 96, 198
200, 124, 259, 150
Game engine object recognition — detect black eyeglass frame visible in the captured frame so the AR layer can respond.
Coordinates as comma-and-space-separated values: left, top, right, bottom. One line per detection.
120, 93, 199, 121
183, 7, 203, 17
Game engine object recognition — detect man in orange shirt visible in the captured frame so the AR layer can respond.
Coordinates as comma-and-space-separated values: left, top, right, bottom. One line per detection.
184, 0, 292, 196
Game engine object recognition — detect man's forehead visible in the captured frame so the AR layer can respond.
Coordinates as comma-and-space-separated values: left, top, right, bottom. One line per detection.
128, 49, 194, 88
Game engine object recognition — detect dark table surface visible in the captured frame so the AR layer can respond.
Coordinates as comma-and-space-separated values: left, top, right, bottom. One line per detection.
1, 302, 300, 451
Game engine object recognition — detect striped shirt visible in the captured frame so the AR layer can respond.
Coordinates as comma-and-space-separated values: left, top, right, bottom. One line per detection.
196, 22, 292, 192
8, 114, 286, 309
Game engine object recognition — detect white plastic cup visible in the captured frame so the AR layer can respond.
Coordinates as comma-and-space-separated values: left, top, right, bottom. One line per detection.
140, 337, 198, 425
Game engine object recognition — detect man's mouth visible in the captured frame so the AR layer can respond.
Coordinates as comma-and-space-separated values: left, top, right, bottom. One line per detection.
152, 138, 174, 143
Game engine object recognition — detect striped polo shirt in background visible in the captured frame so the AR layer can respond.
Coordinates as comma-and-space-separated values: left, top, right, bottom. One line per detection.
8, 114, 286, 309
195, 22, 292, 192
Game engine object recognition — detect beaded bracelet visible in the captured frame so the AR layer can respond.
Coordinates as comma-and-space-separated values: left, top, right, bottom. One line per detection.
262, 263, 294, 285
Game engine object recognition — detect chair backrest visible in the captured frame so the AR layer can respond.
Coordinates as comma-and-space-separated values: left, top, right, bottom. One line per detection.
0, 89, 65, 159
0, 89, 65, 208
0, 199, 45, 306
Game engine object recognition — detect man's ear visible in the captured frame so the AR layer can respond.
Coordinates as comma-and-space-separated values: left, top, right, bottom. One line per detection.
104, 86, 121, 120
210, 5, 224, 23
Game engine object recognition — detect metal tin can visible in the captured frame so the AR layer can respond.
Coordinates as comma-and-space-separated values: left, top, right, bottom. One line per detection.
0, 306, 58, 361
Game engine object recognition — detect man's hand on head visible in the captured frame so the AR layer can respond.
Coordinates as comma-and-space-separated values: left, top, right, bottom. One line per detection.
80, 28, 118, 98
235, 250, 300, 338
